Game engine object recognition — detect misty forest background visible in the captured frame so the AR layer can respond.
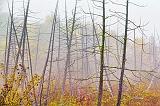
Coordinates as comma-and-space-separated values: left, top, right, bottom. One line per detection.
0, 0, 160, 106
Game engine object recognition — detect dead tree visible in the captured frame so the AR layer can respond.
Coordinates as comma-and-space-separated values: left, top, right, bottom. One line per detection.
88, 5, 100, 89
62, 0, 78, 96
148, 32, 157, 90
34, 29, 40, 72
97, 0, 106, 105
39, 0, 59, 105
4, 18, 9, 81
116, 0, 129, 106
5, 0, 14, 84
84, 17, 90, 76
54, 15, 61, 92
26, 25, 38, 106
45, 2, 59, 104
105, 34, 114, 97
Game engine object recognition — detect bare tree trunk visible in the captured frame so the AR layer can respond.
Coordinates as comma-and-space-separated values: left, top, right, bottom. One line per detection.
75, 30, 79, 82
81, 24, 84, 80
88, 5, 100, 89
133, 30, 137, 71
4, 18, 9, 81
34, 29, 40, 72
45, 2, 58, 104
39, 1, 59, 105
116, 18, 121, 66
105, 34, 114, 97
116, 0, 129, 106
139, 33, 144, 81
148, 32, 156, 90
5, 0, 14, 84
26, 29, 38, 106
84, 17, 90, 76
61, 0, 69, 95
92, 18, 99, 89
97, 0, 105, 105
62, 0, 78, 95
54, 16, 61, 93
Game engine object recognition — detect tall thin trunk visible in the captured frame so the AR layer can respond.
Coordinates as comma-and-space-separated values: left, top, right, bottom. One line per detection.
92, 14, 99, 89
5, 0, 14, 84
75, 30, 79, 81
116, 18, 121, 66
62, 0, 78, 95
54, 16, 61, 92
140, 34, 144, 81
133, 30, 137, 71
97, 0, 105, 105
26, 29, 38, 106
84, 17, 89, 76
35, 29, 40, 72
4, 18, 9, 78
39, 1, 59, 105
105, 34, 114, 97
116, 0, 129, 106
45, 2, 58, 104
81, 24, 84, 80
148, 30, 156, 90
61, 0, 69, 95
88, 5, 100, 89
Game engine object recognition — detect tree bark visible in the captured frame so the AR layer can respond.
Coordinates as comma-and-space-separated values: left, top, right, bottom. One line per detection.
116, 0, 129, 106
97, 0, 105, 106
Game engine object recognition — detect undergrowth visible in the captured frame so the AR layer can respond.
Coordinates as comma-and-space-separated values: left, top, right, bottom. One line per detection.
0, 64, 160, 106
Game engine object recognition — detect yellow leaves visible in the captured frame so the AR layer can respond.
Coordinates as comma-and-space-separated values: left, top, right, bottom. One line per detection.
0, 66, 40, 106
5, 89, 21, 106
19, 74, 41, 106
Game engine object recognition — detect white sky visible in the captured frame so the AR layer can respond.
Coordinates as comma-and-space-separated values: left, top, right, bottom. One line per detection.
1, 0, 160, 36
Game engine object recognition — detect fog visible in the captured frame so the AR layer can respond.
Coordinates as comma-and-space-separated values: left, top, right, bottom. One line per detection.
0, 0, 160, 105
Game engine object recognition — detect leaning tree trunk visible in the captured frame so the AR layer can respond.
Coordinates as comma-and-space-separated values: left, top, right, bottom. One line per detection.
116, 0, 129, 106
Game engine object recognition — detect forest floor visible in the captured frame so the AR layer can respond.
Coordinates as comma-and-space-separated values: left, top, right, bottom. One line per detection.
1, 74, 160, 106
